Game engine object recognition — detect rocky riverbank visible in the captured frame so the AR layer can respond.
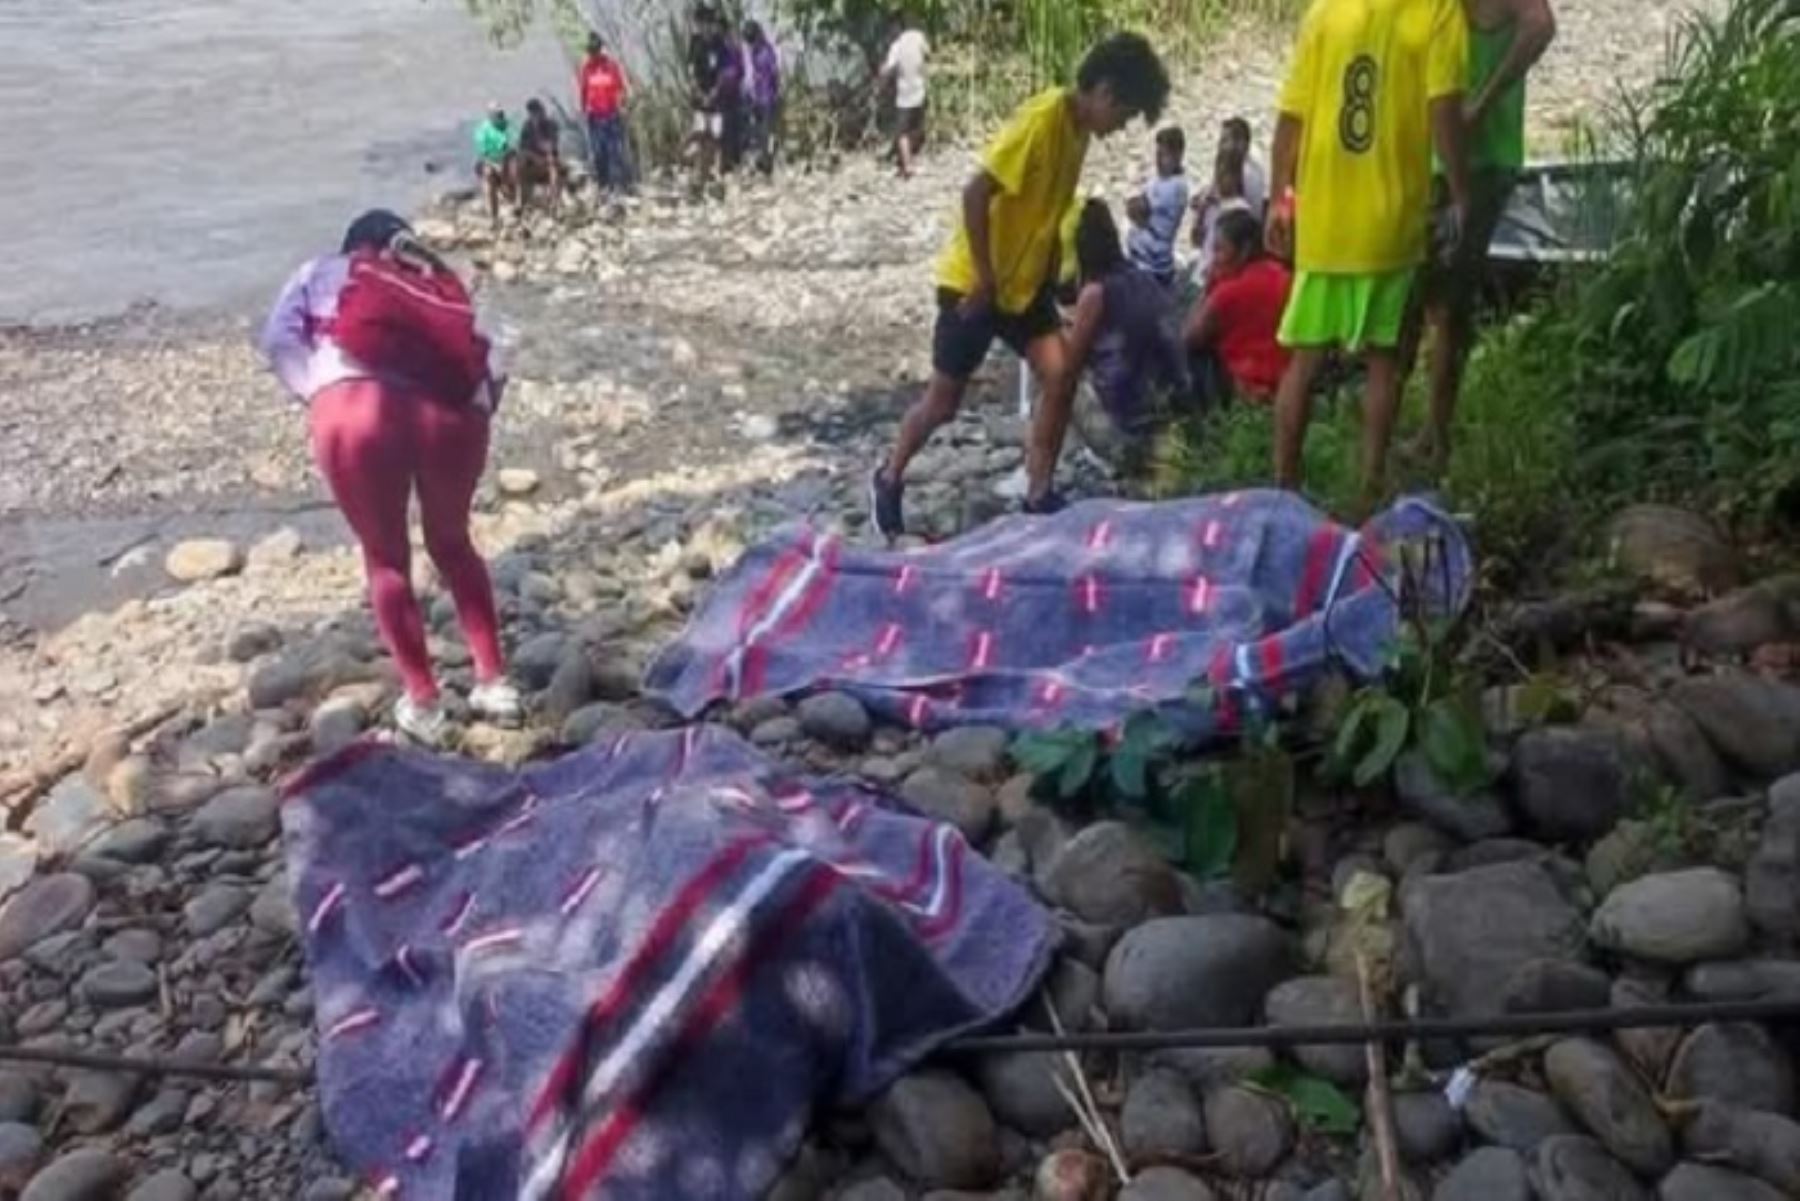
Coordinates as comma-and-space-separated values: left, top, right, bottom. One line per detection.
0, 9, 1765, 1199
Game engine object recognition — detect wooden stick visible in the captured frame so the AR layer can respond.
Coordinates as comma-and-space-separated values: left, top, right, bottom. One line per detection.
1357, 953, 1404, 1201
1044, 995, 1131, 1186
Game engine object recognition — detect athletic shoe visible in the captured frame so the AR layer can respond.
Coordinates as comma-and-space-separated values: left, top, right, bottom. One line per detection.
1021, 489, 1069, 516
394, 696, 452, 748
469, 679, 524, 725
869, 466, 906, 540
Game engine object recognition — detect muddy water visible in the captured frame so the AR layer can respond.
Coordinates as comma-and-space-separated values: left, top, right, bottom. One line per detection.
0, 0, 568, 324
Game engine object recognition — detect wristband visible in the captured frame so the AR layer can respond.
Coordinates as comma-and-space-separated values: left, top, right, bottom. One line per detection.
1275, 187, 1297, 221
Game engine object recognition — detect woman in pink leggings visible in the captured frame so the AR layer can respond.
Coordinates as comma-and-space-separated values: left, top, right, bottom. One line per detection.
260, 210, 521, 746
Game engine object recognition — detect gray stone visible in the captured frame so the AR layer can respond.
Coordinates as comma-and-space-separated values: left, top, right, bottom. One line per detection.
250, 874, 297, 937
1530, 1136, 1650, 1201
1585, 821, 1673, 899
1607, 506, 1739, 596
1304, 1184, 1352, 1201
299, 1180, 356, 1201
541, 649, 595, 721
1395, 752, 1512, 842
1403, 859, 1585, 1019
246, 641, 376, 709
25, 775, 110, 857
61, 1069, 142, 1134
798, 692, 873, 750
78, 960, 157, 1008
560, 702, 646, 745
1120, 1069, 1207, 1159
1512, 727, 1640, 843
1644, 704, 1732, 802
1684, 957, 1800, 1001
1685, 575, 1800, 657
1152, 1045, 1278, 1092
0, 835, 34, 904
189, 786, 278, 849
837, 1179, 905, 1201
308, 697, 367, 754
1036, 822, 1182, 927
512, 632, 570, 690
1591, 868, 1749, 964
126, 1170, 197, 1201
1264, 975, 1366, 1085
184, 885, 252, 937
85, 819, 167, 865
0, 1122, 43, 1193
101, 928, 160, 963
1433, 1147, 1529, 1201
1120, 1167, 1216, 1201
1103, 915, 1290, 1031
1671, 674, 1800, 780
19, 1149, 128, 1201
0, 873, 95, 961
1025, 958, 1102, 1033
1393, 1090, 1463, 1163
1679, 1101, 1800, 1195
926, 727, 1011, 781
900, 769, 995, 842
246, 526, 303, 569
1657, 1163, 1783, 1201
1666, 1023, 1795, 1114
1745, 779, 1800, 943
226, 621, 282, 663
1385, 823, 1454, 875
0, 1073, 39, 1123
1203, 1085, 1295, 1178
751, 716, 802, 746
1544, 1038, 1674, 1176
1465, 1080, 1579, 1152
164, 538, 241, 582
869, 1071, 998, 1189
974, 1052, 1070, 1138
1502, 958, 1613, 1014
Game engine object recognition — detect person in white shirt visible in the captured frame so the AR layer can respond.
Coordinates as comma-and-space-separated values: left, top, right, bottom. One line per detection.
881, 23, 930, 178
1219, 116, 1268, 216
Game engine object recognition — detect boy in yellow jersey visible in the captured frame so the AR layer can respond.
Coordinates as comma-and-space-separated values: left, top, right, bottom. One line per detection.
1405, 0, 1556, 477
1266, 0, 1471, 513
870, 34, 1170, 539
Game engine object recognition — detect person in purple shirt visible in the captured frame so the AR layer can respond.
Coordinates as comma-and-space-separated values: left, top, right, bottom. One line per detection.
743, 20, 782, 175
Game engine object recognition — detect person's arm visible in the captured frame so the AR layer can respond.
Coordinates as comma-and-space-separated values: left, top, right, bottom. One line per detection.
1183, 295, 1224, 352
1428, 0, 1474, 240
960, 170, 1001, 315
1064, 283, 1107, 376
258, 259, 326, 400
1468, 0, 1555, 128
1266, 113, 1303, 258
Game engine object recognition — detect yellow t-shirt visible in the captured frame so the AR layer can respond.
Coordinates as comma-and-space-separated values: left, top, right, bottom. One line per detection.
1278, 0, 1468, 274
936, 88, 1090, 314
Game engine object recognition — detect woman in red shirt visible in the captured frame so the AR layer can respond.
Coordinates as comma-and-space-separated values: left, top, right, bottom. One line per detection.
1184, 208, 1292, 404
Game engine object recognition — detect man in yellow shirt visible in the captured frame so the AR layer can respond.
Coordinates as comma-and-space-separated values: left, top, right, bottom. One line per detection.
1266, 0, 1471, 512
870, 33, 1170, 539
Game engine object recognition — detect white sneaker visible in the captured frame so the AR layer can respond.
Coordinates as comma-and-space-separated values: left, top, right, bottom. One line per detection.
394, 696, 452, 748
469, 679, 524, 725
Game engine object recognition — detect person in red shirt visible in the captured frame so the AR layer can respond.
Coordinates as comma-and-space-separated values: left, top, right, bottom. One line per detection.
579, 34, 633, 195
1183, 207, 1292, 404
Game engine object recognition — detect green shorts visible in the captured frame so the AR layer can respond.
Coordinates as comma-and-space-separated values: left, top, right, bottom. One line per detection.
1278, 268, 1417, 352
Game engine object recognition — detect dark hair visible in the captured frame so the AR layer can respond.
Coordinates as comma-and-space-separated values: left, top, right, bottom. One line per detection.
341, 209, 411, 255
1223, 116, 1252, 144
1155, 126, 1186, 160
526, 98, 546, 116
1075, 33, 1171, 125
1075, 198, 1126, 284
1214, 147, 1245, 198
587, 32, 604, 53
1214, 208, 1263, 260
745, 19, 764, 40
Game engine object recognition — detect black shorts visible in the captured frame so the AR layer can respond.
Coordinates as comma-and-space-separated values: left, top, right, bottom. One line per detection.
898, 103, 927, 138
930, 287, 1059, 381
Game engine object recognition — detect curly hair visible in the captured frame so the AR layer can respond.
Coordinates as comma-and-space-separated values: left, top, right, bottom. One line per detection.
1076, 32, 1172, 125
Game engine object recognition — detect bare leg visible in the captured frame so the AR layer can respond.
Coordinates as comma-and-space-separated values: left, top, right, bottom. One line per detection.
1421, 300, 1463, 477
480, 167, 501, 226
885, 372, 968, 482
1358, 348, 1402, 517
1273, 348, 1328, 491
896, 129, 914, 178
1023, 331, 1075, 502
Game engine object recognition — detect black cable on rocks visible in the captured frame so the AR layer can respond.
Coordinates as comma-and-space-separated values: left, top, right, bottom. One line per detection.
948, 998, 1800, 1056
4, 998, 1796, 1088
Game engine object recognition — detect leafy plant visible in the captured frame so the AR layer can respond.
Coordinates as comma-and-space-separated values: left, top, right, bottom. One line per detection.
1249, 1062, 1362, 1135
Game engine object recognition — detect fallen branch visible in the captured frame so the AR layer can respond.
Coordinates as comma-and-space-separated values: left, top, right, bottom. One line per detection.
1358, 953, 1403, 1201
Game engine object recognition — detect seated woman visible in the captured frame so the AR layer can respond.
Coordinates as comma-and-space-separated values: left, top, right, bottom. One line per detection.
1063, 199, 1192, 478
1184, 207, 1292, 405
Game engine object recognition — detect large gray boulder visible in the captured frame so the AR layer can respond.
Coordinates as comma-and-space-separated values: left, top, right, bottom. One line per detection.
1657, 1163, 1785, 1201
1433, 1148, 1529, 1201
1464, 1081, 1579, 1152
1684, 575, 1800, 657
0, 873, 95, 962
1606, 505, 1739, 597
974, 1052, 1071, 1138
1671, 673, 1800, 780
869, 1071, 998, 1189
1745, 776, 1800, 942
1678, 1100, 1800, 1195
1666, 1023, 1795, 1114
1120, 1070, 1207, 1160
1264, 975, 1366, 1085
1543, 1038, 1674, 1176
1529, 1135, 1650, 1201
1203, 1086, 1294, 1178
1103, 915, 1290, 1030
1036, 822, 1182, 927
1402, 859, 1586, 1018
1511, 727, 1641, 843
1589, 868, 1750, 964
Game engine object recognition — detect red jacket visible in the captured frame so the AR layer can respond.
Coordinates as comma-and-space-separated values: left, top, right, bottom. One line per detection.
579, 55, 627, 119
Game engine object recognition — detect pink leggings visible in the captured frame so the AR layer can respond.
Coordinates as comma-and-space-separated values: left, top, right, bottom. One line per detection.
309, 379, 505, 703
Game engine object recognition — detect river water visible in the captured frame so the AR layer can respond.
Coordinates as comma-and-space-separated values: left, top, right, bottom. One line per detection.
0, 0, 571, 324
